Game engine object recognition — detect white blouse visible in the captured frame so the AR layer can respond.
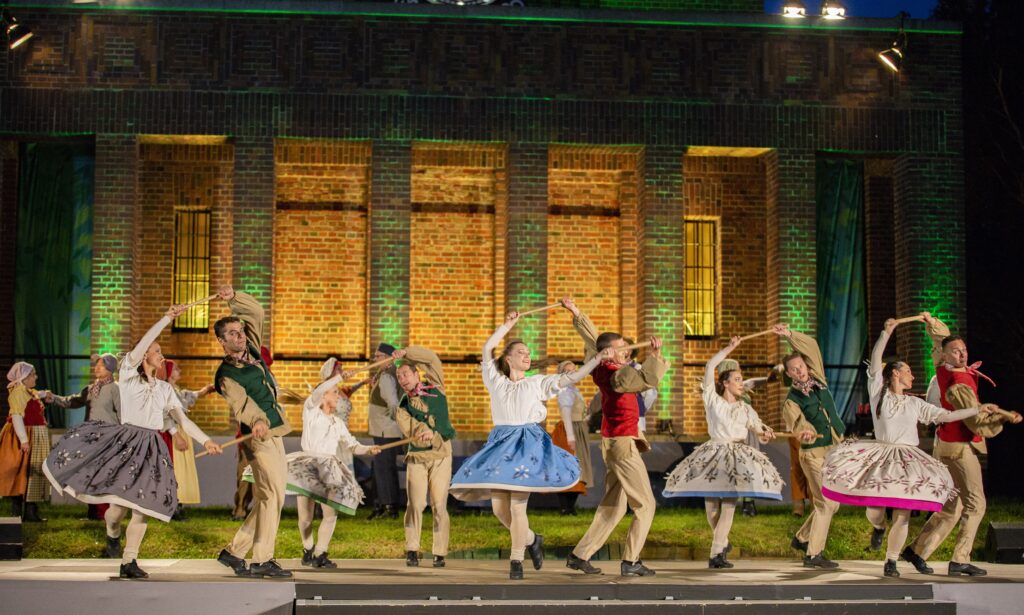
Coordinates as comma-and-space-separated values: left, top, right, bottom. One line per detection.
867, 369, 955, 446
117, 317, 207, 443
701, 383, 765, 442
481, 359, 562, 426
301, 375, 371, 457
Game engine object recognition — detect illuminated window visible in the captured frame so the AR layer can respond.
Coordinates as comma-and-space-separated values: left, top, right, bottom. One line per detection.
683, 217, 719, 337
172, 210, 212, 332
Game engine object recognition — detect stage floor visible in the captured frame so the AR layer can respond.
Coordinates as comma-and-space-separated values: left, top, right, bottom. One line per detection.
2, 558, 1022, 614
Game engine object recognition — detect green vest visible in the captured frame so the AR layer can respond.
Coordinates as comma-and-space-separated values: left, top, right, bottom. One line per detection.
215, 348, 285, 435
400, 392, 456, 454
787, 385, 845, 449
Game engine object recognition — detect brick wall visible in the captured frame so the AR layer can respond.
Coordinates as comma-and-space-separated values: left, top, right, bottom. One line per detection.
678, 152, 773, 432
0, 7, 965, 436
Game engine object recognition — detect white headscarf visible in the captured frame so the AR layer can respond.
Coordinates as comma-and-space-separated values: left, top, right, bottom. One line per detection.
6, 362, 34, 389
319, 358, 338, 382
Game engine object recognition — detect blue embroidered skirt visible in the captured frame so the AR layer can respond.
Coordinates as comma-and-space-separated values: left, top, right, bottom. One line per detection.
450, 423, 580, 502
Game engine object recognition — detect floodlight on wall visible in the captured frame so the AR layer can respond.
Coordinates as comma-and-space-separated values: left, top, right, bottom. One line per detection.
877, 12, 910, 73
1, 8, 33, 50
781, 1, 807, 18
820, 0, 847, 20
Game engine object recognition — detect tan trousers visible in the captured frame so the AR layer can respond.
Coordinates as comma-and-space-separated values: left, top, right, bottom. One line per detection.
572, 436, 656, 563
910, 441, 986, 563
794, 445, 839, 557
404, 455, 452, 556
232, 438, 255, 518
297, 495, 338, 556
226, 435, 286, 563
491, 490, 535, 561
789, 438, 809, 502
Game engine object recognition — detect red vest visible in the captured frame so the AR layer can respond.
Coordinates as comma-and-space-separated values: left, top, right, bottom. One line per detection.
935, 365, 982, 444
5, 396, 46, 427
594, 362, 640, 438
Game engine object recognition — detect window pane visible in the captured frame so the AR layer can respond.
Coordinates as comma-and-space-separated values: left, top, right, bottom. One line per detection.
173, 210, 212, 331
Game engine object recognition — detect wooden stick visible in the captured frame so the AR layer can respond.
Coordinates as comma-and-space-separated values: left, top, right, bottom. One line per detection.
196, 434, 252, 458
377, 436, 416, 451
739, 329, 775, 343
772, 431, 824, 440
988, 407, 1019, 421
621, 341, 652, 352
893, 315, 925, 325
182, 294, 219, 310
518, 303, 562, 317
344, 356, 396, 377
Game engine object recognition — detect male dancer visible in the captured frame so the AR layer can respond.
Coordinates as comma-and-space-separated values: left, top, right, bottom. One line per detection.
213, 286, 293, 578
366, 342, 403, 520
902, 313, 1022, 577
561, 298, 667, 577
392, 345, 456, 568
775, 324, 843, 569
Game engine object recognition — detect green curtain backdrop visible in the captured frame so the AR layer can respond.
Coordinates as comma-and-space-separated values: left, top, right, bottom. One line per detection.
815, 158, 867, 424
14, 143, 94, 427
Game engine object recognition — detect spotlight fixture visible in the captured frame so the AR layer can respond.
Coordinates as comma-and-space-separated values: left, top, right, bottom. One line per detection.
426, 0, 499, 5
781, 1, 807, 19
877, 12, 910, 74
1, 7, 33, 50
820, 0, 847, 20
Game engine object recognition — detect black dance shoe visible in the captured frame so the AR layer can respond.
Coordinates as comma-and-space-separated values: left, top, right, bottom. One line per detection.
103, 536, 122, 559
869, 526, 886, 551
948, 561, 987, 577
509, 560, 524, 580
217, 549, 249, 576
432, 555, 446, 568
883, 559, 900, 578
312, 552, 337, 569
709, 553, 734, 569
803, 554, 839, 569
899, 546, 933, 574
790, 535, 809, 553
620, 560, 656, 577
566, 553, 602, 575
406, 550, 420, 567
249, 559, 293, 578
119, 559, 149, 579
301, 548, 314, 566
526, 534, 544, 570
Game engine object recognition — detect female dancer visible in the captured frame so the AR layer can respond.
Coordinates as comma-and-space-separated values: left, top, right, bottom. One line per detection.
43, 305, 223, 578
822, 317, 992, 577
450, 310, 610, 579
663, 336, 783, 569
0, 362, 54, 522
291, 371, 380, 568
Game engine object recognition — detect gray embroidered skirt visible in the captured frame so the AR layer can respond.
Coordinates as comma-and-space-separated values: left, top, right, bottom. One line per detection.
43, 420, 178, 521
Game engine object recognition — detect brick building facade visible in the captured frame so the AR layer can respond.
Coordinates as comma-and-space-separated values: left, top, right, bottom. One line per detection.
0, 2, 965, 438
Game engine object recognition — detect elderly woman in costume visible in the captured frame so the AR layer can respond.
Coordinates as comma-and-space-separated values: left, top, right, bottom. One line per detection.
822, 317, 996, 578
43, 305, 222, 579
450, 311, 609, 580
663, 336, 782, 569
0, 362, 55, 522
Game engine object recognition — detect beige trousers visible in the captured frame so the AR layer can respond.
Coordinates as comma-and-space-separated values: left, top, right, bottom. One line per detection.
404, 455, 452, 556
794, 445, 840, 557
226, 435, 287, 563
572, 436, 656, 563
910, 441, 986, 563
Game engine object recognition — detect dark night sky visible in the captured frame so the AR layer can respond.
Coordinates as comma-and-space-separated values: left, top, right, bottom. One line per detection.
763, 0, 939, 19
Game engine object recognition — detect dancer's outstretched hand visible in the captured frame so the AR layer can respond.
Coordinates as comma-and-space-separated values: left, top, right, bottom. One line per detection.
505, 311, 520, 327
203, 440, 223, 455
772, 323, 791, 337
758, 427, 776, 444
217, 285, 235, 301
165, 304, 188, 320
391, 349, 407, 360
798, 429, 817, 444
560, 297, 580, 317
884, 318, 898, 334
369, 446, 382, 456
727, 335, 742, 350
252, 420, 269, 441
